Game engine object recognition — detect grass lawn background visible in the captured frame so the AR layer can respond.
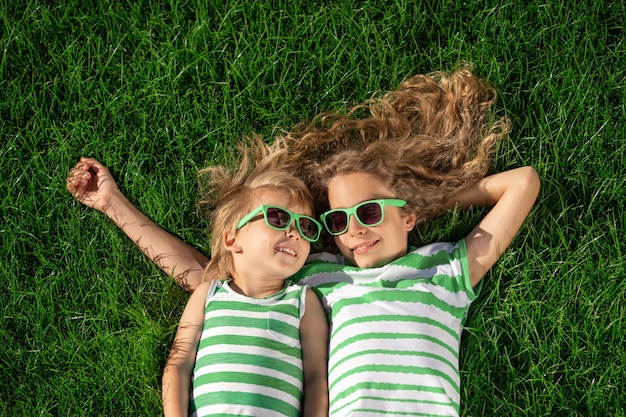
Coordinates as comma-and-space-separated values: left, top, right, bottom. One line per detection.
1, 0, 625, 415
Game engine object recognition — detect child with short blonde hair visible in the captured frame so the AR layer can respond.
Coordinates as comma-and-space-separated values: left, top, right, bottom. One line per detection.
160, 141, 328, 417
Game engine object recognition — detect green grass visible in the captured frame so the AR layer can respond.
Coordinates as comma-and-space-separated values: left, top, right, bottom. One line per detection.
1, 0, 625, 415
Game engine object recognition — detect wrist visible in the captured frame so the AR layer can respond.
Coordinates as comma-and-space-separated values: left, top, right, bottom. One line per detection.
101, 191, 133, 222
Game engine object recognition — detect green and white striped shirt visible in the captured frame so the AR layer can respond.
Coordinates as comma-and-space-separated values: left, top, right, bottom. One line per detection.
290, 240, 477, 417
190, 281, 307, 417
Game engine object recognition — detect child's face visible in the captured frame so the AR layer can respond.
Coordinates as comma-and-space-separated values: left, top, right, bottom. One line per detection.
327, 172, 416, 268
229, 188, 313, 282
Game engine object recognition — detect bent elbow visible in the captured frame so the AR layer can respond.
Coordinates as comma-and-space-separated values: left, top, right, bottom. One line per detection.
521, 166, 541, 199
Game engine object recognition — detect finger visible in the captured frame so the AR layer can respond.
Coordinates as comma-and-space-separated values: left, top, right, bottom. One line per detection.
68, 166, 81, 176
67, 168, 90, 182
80, 157, 103, 169
88, 160, 109, 176
66, 176, 80, 193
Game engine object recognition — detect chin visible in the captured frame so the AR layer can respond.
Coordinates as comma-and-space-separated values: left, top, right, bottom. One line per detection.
351, 256, 380, 269
354, 253, 396, 269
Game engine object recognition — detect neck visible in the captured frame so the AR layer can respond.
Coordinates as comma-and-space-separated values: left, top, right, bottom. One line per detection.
229, 275, 286, 298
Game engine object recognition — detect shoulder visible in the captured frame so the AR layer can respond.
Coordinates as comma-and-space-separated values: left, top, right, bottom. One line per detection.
187, 280, 219, 307
401, 239, 468, 265
407, 239, 467, 257
396, 240, 469, 279
189, 281, 213, 298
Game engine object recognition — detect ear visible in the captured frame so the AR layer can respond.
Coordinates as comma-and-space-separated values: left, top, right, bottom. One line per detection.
403, 212, 417, 231
223, 229, 242, 253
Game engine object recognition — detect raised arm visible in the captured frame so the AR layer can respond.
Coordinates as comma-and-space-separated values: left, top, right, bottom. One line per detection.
446, 166, 540, 287
67, 157, 209, 291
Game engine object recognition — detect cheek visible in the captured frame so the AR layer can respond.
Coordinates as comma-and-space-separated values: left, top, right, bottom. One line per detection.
334, 235, 350, 249
333, 236, 353, 259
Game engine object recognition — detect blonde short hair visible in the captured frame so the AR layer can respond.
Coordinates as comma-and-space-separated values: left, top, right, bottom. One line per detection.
197, 136, 314, 280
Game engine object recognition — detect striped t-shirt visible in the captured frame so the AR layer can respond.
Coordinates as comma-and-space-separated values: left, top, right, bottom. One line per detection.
290, 240, 478, 417
190, 280, 307, 417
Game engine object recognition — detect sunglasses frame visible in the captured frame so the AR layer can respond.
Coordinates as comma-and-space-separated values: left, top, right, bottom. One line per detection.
320, 198, 407, 235
237, 205, 322, 243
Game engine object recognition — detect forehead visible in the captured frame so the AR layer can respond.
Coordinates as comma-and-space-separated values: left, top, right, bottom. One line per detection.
252, 188, 312, 215
327, 172, 395, 209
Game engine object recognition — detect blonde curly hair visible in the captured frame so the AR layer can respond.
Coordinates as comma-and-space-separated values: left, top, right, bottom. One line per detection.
281, 67, 509, 229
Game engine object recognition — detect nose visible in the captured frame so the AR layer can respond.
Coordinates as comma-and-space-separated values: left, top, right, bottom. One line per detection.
285, 220, 300, 239
347, 214, 366, 235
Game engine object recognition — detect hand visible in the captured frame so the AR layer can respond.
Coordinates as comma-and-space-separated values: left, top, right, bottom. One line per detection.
66, 157, 120, 213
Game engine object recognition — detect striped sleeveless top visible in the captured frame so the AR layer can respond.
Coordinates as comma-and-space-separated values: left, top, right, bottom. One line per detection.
290, 240, 477, 417
190, 281, 307, 417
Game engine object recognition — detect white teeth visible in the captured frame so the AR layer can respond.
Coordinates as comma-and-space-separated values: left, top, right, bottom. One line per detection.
277, 247, 296, 256
354, 242, 375, 252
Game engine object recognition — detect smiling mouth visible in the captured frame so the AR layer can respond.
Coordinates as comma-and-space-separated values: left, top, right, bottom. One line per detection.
353, 240, 377, 254
276, 247, 297, 257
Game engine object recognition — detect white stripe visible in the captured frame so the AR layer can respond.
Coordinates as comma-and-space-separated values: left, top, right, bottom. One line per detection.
194, 403, 290, 417
412, 241, 457, 256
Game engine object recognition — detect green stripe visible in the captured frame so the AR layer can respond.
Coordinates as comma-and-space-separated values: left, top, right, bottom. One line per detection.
192, 390, 299, 417
331, 289, 468, 322
193, 371, 301, 402
331, 313, 460, 343
267, 316, 301, 339
194, 352, 303, 381
207, 299, 299, 315
393, 245, 462, 269
291, 258, 354, 279
203, 315, 269, 330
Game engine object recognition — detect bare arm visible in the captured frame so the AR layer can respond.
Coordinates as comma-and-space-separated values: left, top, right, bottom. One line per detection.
300, 289, 329, 417
446, 166, 541, 287
67, 157, 209, 291
162, 282, 210, 416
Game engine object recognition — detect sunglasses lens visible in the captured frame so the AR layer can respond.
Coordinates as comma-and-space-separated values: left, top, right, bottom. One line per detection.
356, 202, 383, 225
325, 211, 348, 234
266, 207, 290, 228
298, 218, 319, 240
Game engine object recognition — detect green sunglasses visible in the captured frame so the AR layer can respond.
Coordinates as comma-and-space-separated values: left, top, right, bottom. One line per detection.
320, 199, 407, 235
237, 205, 322, 243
